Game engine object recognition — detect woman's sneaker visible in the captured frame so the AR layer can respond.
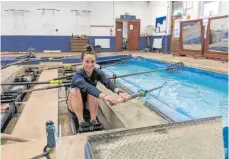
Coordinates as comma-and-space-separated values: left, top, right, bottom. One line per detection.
90, 119, 103, 131
78, 120, 89, 132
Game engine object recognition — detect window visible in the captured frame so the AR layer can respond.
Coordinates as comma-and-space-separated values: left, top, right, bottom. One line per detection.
203, 1, 219, 17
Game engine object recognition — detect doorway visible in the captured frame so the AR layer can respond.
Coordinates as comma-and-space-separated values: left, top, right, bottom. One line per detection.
170, 2, 183, 54
115, 18, 140, 51
122, 22, 128, 51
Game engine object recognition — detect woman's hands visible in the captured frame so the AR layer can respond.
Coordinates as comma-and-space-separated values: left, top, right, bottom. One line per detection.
118, 92, 130, 102
104, 95, 121, 105
99, 90, 130, 106
115, 88, 130, 102
99, 93, 120, 105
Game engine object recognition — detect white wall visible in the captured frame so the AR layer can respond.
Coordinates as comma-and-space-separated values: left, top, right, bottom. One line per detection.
1, 1, 90, 35
1, 1, 169, 36
185, 1, 200, 20
183, 1, 229, 20
114, 1, 151, 35
89, 1, 114, 36
150, 1, 168, 27
219, 1, 229, 16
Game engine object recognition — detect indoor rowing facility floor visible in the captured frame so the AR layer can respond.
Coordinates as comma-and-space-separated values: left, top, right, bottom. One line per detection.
1, 52, 227, 159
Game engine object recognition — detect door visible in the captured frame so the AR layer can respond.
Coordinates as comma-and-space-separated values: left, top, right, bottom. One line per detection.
128, 21, 140, 51
115, 21, 123, 51
170, 16, 182, 55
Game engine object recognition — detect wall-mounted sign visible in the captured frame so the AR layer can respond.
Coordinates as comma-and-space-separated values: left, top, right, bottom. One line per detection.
155, 16, 167, 33
117, 29, 122, 31
120, 15, 136, 19
130, 25, 133, 30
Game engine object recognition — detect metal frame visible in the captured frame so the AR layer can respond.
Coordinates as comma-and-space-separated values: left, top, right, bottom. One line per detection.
178, 19, 204, 58
70, 10, 80, 16
5, 9, 30, 15
70, 10, 91, 16
70, 10, 91, 35
204, 15, 228, 60
37, 8, 60, 15
85, 116, 221, 159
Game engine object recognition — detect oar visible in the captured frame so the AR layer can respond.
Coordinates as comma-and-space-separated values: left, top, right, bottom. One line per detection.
41, 56, 65, 60
148, 94, 194, 120
33, 56, 131, 74
1, 58, 30, 69
35, 63, 81, 73
1, 80, 71, 86
1, 99, 27, 105
19, 57, 64, 64
99, 56, 143, 69
2, 84, 70, 94
52, 62, 184, 81
110, 82, 167, 106
15, 54, 35, 59
52, 74, 74, 80
51, 57, 133, 80
2, 57, 66, 70
109, 62, 184, 79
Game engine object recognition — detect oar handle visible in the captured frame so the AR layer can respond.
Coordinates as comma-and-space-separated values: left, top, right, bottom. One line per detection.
109, 82, 167, 106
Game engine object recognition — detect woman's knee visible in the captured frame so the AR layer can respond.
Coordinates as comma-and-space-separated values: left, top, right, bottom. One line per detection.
88, 94, 99, 105
69, 88, 82, 98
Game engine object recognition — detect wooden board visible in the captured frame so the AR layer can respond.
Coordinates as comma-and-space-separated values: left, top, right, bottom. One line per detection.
1, 139, 49, 159
1, 65, 24, 84
11, 69, 59, 140
56, 128, 126, 159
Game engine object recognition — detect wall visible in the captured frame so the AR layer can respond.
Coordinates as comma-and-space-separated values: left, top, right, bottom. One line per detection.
219, 1, 229, 16
183, 1, 229, 20
184, 1, 200, 20
1, 1, 169, 52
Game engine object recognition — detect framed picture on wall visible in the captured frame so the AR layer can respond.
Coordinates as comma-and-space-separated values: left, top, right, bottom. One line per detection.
204, 15, 228, 60
179, 19, 204, 58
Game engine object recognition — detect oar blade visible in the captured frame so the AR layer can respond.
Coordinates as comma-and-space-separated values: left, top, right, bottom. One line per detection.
166, 62, 184, 74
